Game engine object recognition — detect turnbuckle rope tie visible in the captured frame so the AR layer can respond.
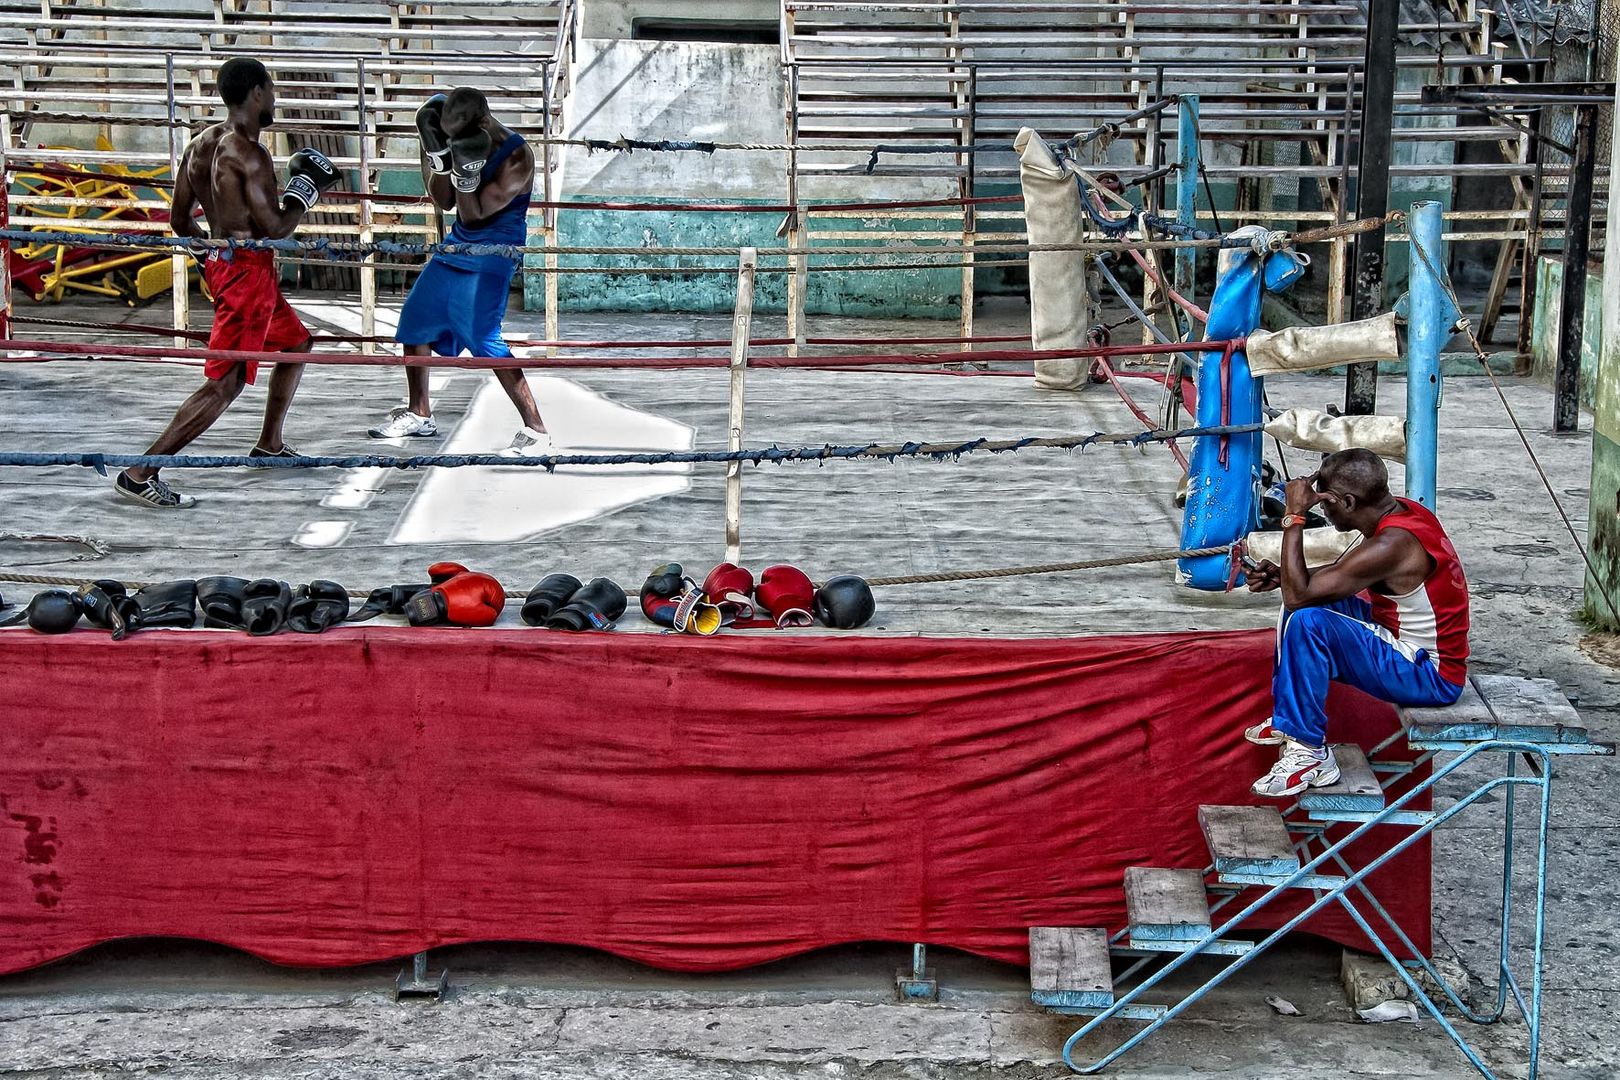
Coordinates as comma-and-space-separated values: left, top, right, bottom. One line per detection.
0, 423, 1268, 474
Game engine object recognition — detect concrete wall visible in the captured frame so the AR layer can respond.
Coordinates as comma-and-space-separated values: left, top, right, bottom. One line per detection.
1531, 255, 1603, 409
1585, 70, 1620, 628
583, 0, 777, 40
530, 37, 962, 316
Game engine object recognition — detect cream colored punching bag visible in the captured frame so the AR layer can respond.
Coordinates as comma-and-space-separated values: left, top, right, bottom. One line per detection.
1016, 128, 1092, 390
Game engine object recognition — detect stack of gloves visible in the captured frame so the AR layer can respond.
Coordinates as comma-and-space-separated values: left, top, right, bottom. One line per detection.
0, 562, 876, 637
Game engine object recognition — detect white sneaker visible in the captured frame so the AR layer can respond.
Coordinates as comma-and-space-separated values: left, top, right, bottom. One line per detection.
499, 427, 555, 458
1251, 742, 1340, 798
1244, 717, 1288, 745
368, 408, 438, 439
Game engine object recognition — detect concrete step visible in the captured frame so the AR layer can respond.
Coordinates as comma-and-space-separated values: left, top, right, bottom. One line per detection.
1300, 744, 1384, 815
1198, 804, 1344, 889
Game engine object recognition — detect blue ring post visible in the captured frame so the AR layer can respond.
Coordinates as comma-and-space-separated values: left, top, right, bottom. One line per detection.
1405, 200, 1444, 508
1174, 95, 1200, 337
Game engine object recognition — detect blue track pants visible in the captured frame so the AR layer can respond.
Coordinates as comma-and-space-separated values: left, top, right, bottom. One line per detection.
1271, 596, 1463, 748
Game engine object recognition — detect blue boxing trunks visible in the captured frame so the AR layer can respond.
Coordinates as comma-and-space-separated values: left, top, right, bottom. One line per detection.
395, 258, 516, 359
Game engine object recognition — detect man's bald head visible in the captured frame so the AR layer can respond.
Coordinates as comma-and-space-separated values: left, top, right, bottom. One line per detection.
1316, 448, 1390, 503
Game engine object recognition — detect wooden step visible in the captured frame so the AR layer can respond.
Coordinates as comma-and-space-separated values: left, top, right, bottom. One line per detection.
1402, 676, 1589, 747
1196, 804, 1343, 891
1123, 867, 1210, 945
1299, 744, 1384, 814
1029, 926, 1113, 1011
1121, 867, 1255, 954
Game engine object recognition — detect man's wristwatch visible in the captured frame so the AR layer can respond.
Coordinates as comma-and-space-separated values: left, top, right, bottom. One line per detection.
1281, 513, 1309, 529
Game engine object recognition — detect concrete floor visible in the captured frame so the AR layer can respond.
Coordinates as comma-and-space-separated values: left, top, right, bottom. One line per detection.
0, 293, 1616, 1078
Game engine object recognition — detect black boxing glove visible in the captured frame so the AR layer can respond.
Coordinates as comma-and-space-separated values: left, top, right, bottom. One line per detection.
288, 580, 350, 634
241, 579, 293, 637
448, 127, 492, 193
346, 583, 430, 623
416, 93, 451, 175
77, 579, 139, 640
522, 573, 583, 626
133, 580, 198, 629
197, 576, 251, 629
546, 577, 627, 632
0, 589, 83, 634
812, 575, 876, 629
281, 147, 340, 213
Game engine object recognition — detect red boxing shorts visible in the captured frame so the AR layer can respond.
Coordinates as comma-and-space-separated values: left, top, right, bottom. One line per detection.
204, 250, 310, 383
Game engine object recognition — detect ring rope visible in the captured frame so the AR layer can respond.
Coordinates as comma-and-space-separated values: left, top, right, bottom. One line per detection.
9, 164, 1029, 214
0, 336, 1244, 371
0, 423, 1267, 474
0, 226, 1247, 259
0, 315, 1035, 350
0, 544, 1234, 601
1405, 230, 1620, 626
0, 533, 112, 562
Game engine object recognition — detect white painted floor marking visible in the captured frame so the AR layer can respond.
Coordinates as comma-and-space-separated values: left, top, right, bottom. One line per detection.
388, 375, 694, 545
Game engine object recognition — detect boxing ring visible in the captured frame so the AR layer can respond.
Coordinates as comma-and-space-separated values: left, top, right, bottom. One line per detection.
2, 75, 1606, 1080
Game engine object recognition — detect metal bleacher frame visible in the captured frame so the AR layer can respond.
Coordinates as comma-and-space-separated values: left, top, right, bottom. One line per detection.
1028, 672, 1613, 1079
0, 0, 579, 345
779, 0, 1581, 350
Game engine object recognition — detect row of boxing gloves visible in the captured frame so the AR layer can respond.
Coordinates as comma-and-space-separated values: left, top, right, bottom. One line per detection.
0, 561, 876, 638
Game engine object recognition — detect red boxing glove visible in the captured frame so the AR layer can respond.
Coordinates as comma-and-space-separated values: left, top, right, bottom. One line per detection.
702, 562, 755, 621
405, 571, 506, 627
427, 561, 470, 585
756, 564, 815, 628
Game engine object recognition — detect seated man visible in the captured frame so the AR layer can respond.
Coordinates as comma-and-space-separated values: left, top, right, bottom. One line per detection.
1244, 448, 1470, 797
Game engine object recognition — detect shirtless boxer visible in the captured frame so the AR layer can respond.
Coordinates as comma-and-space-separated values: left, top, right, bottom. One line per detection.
367, 87, 552, 456
117, 57, 338, 509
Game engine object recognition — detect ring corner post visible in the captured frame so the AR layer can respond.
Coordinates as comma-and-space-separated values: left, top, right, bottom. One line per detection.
1406, 199, 1444, 510
725, 248, 757, 566
1174, 94, 1199, 326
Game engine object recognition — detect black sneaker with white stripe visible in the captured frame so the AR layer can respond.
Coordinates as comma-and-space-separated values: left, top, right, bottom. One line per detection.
115, 470, 197, 509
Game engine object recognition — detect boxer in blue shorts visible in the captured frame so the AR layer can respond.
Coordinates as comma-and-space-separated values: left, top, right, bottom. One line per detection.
370, 87, 552, 456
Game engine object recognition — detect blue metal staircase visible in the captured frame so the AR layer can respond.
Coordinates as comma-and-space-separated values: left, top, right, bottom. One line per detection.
1029, 675, 1614, 1078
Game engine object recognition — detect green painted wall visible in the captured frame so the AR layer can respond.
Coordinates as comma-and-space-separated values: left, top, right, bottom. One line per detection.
523, 199, 963, 316
1531, 256, 1603, 409
1585, 81, 1620, 629
1588, 431, 1620, 628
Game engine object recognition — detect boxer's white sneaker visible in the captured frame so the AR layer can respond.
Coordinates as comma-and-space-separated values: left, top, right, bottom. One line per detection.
499, 427, 554, 458
1251, 742, 1339, 798
1244, 717, 1287, 745
368, 408, 437, 439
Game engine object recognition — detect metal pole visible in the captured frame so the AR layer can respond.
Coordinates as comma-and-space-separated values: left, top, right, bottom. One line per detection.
1346, 0, 1398, 415
166, 53, 188, 348
0, 113, 10, 339
542, 64, 559, 352
1517, 107, 1546, 363
1553, 105, 1599, 434
356, 59, 375, 354
786, 65, 806, 356
1175, 94, 1200, 337
959, 66, 975, 351
1405, 200, 1444, 508
724, 248, 757, 565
